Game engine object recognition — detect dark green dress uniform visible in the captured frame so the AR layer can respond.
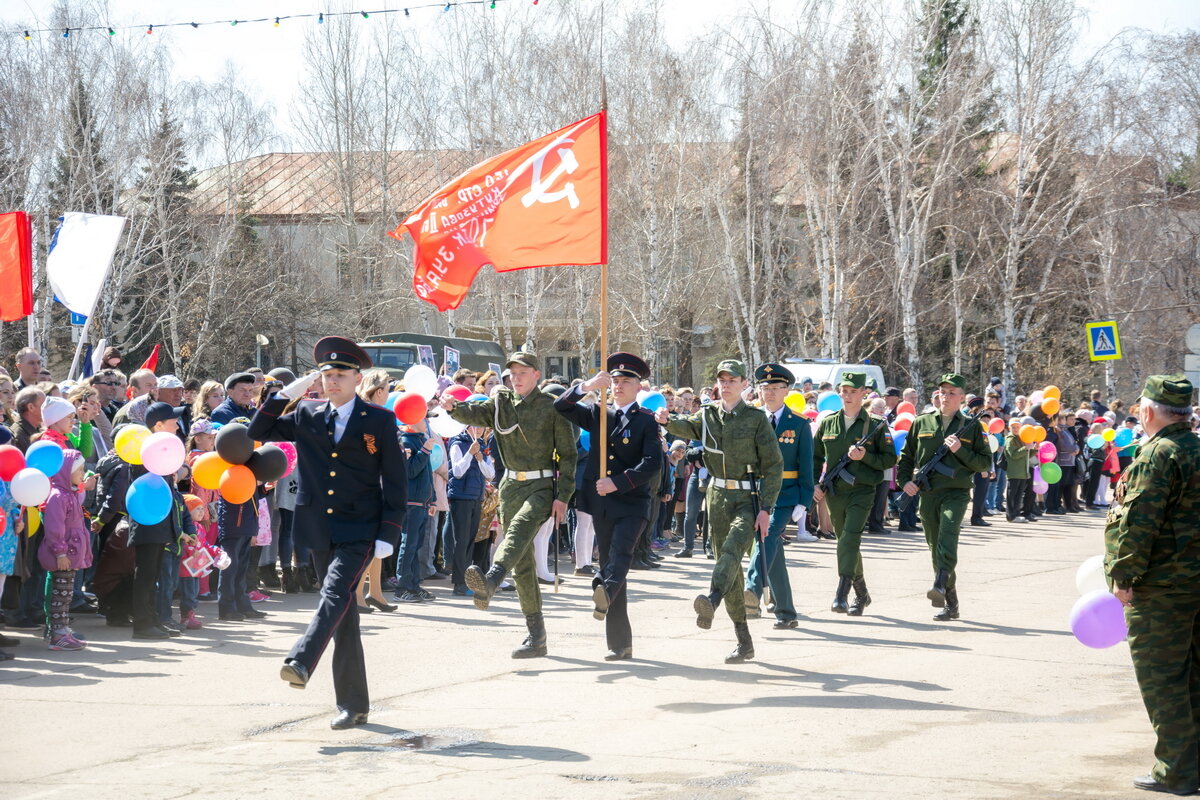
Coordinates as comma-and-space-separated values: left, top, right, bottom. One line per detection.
663, 359, 783, 663
449, 352, 577, 658
896, 374, 991, 619
1104, 375, 1200, 796
812, 372, 895, 615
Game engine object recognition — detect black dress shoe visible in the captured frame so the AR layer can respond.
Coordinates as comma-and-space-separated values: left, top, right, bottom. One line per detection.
969, 518, 991, 527
219, 611, 246, 621
0, 633, 19, 647
133, 626, 170, 640
243, 609, 268, 619
773, 619, 799, 630
604, 647, 633, 661
330, 710, 369, 730
156, 623, 183, 637
366, 597, 397, 612
356, 603, 375, 613
280, 659, 309, 689
673, 549, 693, 558
592, 585, 609, 621
1133, 775, 1197, 795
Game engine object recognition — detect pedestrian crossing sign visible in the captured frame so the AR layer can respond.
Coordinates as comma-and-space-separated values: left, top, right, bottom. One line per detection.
1085, 321, 1122, 361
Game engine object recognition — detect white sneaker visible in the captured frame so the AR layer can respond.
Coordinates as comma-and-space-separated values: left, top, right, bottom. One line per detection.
793, 530, 819, 542
1009, 516, 1027, 523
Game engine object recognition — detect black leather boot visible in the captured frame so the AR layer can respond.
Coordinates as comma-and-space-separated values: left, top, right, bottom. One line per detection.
281, 567, 298, 594
465, 564, 506, 611
725, 622, 755, 663
831, 576, 851, 613
259, 564, 281, 589
693, 589, 722, 630
934, 587, 960, 621
927, 568, 949, 608
301, 564, 319, 593
847, 577, 871, 616
511, 613, 548, 658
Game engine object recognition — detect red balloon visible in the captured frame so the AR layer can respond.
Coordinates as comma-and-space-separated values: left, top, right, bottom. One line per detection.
393, 393, 428, 425
896, 401, 917, 416
987, 417, 1006, 435
445, 385, 472, 402
894, 417, 913, 432
0, 445, 25, 481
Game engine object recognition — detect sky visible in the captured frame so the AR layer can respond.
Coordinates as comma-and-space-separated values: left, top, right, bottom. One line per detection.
2, 0, 1197, 151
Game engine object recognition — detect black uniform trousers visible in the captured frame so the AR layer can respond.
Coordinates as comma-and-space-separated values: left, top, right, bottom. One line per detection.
132, 543, 165, 631
289, 540, 375, 714
970, 472, 990, 523
592, 512, 647, 652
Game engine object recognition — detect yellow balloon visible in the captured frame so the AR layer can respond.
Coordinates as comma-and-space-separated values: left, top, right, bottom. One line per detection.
1102, 428, 1116, 442
784, 391, 807, 415
115, 424, 151, 465
1043, 385, 1061, 400
27, 507, 40, 536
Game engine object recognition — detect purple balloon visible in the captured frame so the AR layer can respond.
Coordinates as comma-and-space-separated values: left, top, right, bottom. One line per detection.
1069, 590, 1127, 649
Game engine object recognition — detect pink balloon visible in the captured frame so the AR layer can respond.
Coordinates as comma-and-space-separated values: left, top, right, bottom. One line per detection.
1033, 479, 1049, 494
140, 432, 186, 476
277, 441, 298, 477
1037, 441, 1057, 464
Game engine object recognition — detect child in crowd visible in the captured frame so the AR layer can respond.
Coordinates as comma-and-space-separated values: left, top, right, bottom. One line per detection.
38, 449, 93, 650
186, 419, 220, 598
179, 495, 210, 629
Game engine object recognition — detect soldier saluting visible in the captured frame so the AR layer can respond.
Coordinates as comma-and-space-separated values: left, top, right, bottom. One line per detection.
442, 351, 577, 659
553, 353, 663, 661
656, 359, 783, 664
1104, 374, 1200, 797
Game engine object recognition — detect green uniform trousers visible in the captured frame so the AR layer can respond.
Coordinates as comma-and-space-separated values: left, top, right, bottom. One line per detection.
1127, 589, 1200, 792
495, 477, 554, 616
917, 487, 969, 588
706, 486, 755, 624
825, 485, 875, 579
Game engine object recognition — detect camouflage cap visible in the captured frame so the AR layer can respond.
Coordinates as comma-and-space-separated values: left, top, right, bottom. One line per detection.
1143, 373, 1193, 408
506, 351, 540, 371
715, 359, 747, 379
938, 373, 967, 390
837, 372, 867, 389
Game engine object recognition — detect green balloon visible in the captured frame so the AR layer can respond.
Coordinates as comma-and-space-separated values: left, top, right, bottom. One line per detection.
1041, 462, 1062, 484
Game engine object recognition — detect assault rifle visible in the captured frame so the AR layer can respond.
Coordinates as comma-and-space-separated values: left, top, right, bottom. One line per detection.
898, 410, 985, 512
817, 418, 888, 498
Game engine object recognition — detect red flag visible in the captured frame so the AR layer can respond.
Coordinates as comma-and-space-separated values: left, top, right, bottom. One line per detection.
390, 112, 607, 312
140, 344, 161, 374
0, 211, 34, 322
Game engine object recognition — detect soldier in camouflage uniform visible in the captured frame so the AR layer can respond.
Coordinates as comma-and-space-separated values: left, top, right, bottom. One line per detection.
658, 359, 783, 664
1104, 374, 1200, 796
897, 374, 991, 621
811, 372, 896, 617
443, 351, 577, 659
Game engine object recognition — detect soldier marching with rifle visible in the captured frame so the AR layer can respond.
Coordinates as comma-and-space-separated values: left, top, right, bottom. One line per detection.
812, 373, 896, 617
897, 374, 992, 621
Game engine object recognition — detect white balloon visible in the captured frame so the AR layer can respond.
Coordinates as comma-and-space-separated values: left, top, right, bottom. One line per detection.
403, 364, 439, 402
140, 431, 186, 476
1075, 554, 1108, 595
429, 408, 467, 439
988, 434, 1001, 453
11, 467, 51, 507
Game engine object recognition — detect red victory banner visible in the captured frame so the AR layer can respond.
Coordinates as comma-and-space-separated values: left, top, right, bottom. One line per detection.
390, 112, 607, 311
0, 211, 34, 321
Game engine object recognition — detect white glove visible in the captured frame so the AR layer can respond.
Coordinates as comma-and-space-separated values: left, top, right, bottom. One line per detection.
792, 504, 806, 523
279, 371, 321, 400
373, 540, 394, 559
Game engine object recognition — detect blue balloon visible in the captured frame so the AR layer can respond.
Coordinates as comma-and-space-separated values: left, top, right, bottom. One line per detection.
579, 429, 591, 451
384, 392, 401, 410
428, 442, 445, 471
25, 441, 64, 477
467, 393, 488, 402
639, 392, 667, 413
1113, 428, 1134, 448
817, 392, 843, 413
1086, 433, 1105, 450
892, 429, 908, 455
126, 473, 173, 525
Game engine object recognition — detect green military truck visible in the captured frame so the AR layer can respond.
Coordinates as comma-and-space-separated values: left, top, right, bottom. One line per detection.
356, 333, 506, 379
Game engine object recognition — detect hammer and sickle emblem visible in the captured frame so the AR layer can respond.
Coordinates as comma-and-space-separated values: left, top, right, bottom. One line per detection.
522, 140, 580, 209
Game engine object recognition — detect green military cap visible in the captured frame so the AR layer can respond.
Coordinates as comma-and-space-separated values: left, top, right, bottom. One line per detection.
837, 371, 867, 389
715, 358, 747, 378
938, 373, 967, 390
506, 351, 540, 371
753, 362, 794, 386
1143, 373, 1193, 407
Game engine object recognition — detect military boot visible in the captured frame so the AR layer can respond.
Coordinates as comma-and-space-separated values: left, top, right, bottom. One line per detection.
934, 587, 960, 621
693, 589, 722, 630
511, 613, 548, 659
927, 568, 949, 608
725, 622, 755, 664
281, 567, 298, 594
847, 577, 872, 616
465, 564, 506, 611
831, 576, 851, 614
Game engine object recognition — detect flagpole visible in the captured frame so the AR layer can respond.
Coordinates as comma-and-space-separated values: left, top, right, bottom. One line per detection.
598, 73, 609, 476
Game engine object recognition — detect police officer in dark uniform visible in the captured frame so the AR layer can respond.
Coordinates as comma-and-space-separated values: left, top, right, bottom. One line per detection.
554, 354, 663, 661
249, 337, 408, 730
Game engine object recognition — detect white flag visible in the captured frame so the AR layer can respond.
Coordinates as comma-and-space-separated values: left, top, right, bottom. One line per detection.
46, 212, 126, 317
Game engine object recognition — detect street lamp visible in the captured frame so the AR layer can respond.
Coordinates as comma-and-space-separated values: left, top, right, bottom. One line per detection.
256, 334, 270, 369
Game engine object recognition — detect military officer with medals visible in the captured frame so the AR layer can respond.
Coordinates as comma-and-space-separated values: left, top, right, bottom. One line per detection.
554, 353, 663, 661
897, 373, 992, 621
744, 363, 813, 629
441, 351, 577, 658
249, 337, 409, 730
811, 372, 896, 617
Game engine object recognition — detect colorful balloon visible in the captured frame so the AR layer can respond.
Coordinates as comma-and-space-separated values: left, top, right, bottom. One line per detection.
276, 441, 298, 477
1102, 428, 1116, 442
394, 393, 427, 425
126, 473, 173, 525
892, 429, 908, 455
403, 364, 438, 401
1043, 385, 1061, 400
987, 418, 1006, 435
816, 391, 842, 413
140, 431, 186, 476
1041, 397, 1061, 416
1019, 425, 1038, 444
192, 452, 232, 490
894, 415, 913, 433
25, 441, 64, 477
219, 464, 257, 504
0, 444, 24, 481
1041, 462, 1062, 484
1031, 425, 1046, 443
1069, 590, 1127, 649
988, 433, 1001, 453
579, 429, 590, 451
1086, 433, 1105, 449
1032, 478, 1049, 495
467, 393, 488, 402
428, 442, 446, 471
637, 391, 667, 412
1075, 555, 1107, 595
10, 468, 51, 507
428, 408, 467, 439
115, 424, 151, 465
784, 392, 806, 414
1113, 428, 1134, 448
1037, 441, 1057, 464
896, 401, 916, 416
215, 423, 255, 465
445, 385, 472, 402
246, 445, 289, 483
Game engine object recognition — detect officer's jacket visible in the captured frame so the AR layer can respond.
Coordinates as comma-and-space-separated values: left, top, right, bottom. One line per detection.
1104, 421, 1200, 590
664, 400, 783, 508
553, 385, 663, 520
812, 410, 895, 490
897, 410, 991, 491
249, 394, 408, 549
768, 405, 815, 508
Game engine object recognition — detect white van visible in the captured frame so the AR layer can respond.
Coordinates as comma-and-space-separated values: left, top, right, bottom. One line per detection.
782, 359, 887, 392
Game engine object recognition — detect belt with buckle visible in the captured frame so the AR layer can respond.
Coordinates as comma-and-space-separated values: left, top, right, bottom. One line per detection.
782, 471, 799, 479
510, 470, 552, 481
715, 479, 752, 491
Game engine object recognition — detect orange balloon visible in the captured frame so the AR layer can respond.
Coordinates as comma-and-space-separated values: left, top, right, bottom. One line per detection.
1019, 425, 1037, 444
219, 464, 257, 504
1031, 425, 1047, 443
193, 451, 232, 491
1041, 397, 1060, 416
1043, 385, 1061, 400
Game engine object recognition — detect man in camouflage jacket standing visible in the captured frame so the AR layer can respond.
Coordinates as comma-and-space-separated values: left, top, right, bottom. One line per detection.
1104, 374, 1200, 797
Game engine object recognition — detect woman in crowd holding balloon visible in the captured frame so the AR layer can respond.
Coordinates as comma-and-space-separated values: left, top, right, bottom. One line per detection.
38, 448, 92, 650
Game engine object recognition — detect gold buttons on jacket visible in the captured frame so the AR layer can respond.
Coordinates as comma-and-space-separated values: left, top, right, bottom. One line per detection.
327, 490, 334, 495
326, 508, 333, 514
332, 452, 338, 458
329, 471, 336, 477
